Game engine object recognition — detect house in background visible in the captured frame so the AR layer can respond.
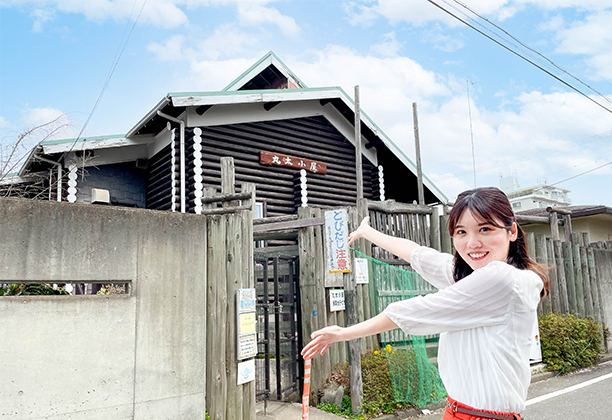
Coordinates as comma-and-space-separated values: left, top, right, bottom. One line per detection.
500, 175, 571, 211
517, 205, 612, 243
7, 51, 447, 215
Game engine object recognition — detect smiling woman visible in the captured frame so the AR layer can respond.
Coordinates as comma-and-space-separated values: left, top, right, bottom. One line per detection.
302, 187, 549, 420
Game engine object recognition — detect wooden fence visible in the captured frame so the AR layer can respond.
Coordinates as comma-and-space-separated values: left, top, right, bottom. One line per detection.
204, 157, 257, 420
528, 232, 612, 349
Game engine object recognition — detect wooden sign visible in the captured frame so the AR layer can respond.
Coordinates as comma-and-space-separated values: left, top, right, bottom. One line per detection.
260, 150, 327, 174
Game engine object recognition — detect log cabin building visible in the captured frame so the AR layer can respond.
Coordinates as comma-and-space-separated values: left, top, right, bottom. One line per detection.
5, 51, 450, 403
10, 51, 447, 212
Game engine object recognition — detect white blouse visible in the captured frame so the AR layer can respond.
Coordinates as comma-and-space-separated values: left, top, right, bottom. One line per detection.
383, 246, 543, 414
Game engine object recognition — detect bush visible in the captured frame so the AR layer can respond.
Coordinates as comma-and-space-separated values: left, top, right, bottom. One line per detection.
539, 313, 603, 372
319, 346, 415, 418
0, 283, 68, 296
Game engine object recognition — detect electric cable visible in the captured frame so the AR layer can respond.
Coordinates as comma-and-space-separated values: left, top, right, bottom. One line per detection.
424, 0, 612, 115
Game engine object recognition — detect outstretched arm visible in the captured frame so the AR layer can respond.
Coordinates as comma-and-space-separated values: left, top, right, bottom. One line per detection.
348, 217, 420, 263
300, 313, 398, 360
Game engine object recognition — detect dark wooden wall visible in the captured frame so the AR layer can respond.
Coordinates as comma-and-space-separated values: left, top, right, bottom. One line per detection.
187, 116, 376, 216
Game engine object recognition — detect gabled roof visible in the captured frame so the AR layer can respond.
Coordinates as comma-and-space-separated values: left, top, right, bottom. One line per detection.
15, 51, 448, 204
222, 51, 307, 91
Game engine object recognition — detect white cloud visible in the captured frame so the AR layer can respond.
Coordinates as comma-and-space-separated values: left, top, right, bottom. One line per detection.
30, 8, 55, 32
22, 107, 78, 141
147, 34, 188, 61
342, 2, 379, 27
553, 10, 612, 79
420, 25, 465, 52
370, 32, 402, 57
0, 116, 9, 129
236, 3, 300, 37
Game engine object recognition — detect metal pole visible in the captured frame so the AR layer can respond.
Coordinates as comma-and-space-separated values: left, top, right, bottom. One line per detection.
412, 103, 425, 205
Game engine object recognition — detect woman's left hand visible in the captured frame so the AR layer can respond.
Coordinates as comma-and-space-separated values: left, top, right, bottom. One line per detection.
301, 325, 345, 360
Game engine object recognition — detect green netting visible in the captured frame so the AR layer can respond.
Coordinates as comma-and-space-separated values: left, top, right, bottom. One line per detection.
354, 249, 447, 407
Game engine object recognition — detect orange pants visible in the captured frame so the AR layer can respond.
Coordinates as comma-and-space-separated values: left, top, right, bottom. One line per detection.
443, 396, 521, 420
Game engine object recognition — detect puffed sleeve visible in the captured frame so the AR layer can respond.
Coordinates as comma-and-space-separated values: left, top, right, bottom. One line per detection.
409, 246, 455, 290
384, 261, 520, 336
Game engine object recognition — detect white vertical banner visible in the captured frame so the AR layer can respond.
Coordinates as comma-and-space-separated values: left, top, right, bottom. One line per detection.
325, 209, 351, 273
354, 258, 369, 284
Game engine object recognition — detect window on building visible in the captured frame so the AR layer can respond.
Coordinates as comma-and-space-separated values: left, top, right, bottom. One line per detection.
513, 202, 521, 208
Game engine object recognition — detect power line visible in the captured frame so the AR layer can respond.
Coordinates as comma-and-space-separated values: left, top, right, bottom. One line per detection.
443, 0, 612, 108
430, 130, 612, 182
64, 0, 148, 165
550, 161, 612, 186
425, 0, 612, 115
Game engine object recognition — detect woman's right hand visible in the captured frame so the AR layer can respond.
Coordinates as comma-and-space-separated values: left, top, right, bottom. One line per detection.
300, 325, 345, 360
348, 216, 370, 246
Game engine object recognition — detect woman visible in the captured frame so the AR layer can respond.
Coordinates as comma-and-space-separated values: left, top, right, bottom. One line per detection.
301, 187, 548, 420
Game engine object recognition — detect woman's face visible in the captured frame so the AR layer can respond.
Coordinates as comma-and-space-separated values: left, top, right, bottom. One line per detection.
452, 209, 517, 271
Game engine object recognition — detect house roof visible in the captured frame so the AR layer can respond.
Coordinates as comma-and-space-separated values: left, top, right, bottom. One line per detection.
517, 205, 612, 218
16, 51, 448, 204
222, 51, 307, 91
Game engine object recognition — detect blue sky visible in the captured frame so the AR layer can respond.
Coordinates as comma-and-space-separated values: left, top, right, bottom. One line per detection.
2, 0, 612, 205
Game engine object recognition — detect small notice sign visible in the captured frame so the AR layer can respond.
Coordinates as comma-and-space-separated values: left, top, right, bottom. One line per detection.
325, 209, 351, 273
239, 312, 256, 335
237, 288, 257, 360
238, 288, 256, 312
260, 150, 327, 174
239, 334, 257, 359
355, 258, 369, 284
237, 359, 255, 385
329, 289, 345, 312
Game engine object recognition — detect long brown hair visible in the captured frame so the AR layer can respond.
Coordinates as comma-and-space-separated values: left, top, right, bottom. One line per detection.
448, 187, 549, 299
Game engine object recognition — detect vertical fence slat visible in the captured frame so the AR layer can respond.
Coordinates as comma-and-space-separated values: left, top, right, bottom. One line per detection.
226, 214, 242, 420
313, 207, 332, 384
580, 245, 593, 318
572, 243, 585, 316
562, 242, 577, 313
554, 240, 570, 313
534, 233, 549, 315
241, 189, 256, 419
207, 215, 228, 420
546, 238, 559, 312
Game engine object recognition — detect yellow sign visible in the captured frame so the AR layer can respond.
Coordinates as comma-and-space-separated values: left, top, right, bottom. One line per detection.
239, 312, 256, 335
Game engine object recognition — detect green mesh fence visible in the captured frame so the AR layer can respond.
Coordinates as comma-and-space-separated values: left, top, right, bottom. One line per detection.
354, 249, 447, 407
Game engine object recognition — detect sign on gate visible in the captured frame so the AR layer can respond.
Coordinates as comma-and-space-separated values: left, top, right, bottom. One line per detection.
325, 209, 351, 273
237, 288, 257, 361
329, 289, 345, 312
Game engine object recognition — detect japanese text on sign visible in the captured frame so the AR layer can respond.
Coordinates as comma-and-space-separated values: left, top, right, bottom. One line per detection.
237, 288, 257, 360
260, 150, 327, 174
354, 258, 369, 284
325, 209, 351, 273
329, 289, 345, 312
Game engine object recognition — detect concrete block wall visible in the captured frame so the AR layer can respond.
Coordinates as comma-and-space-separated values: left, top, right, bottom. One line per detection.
0, 198, 208, 420
76, 162, 147, 208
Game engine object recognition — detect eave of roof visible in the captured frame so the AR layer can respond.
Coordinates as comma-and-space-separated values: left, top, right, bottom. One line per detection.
126, 87, 447, 203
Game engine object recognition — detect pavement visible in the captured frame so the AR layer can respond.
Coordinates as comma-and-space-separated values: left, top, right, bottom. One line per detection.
256, 400, 342, 420
255, 353, 612, 420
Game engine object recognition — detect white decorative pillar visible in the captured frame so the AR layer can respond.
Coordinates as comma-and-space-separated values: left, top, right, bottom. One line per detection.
378, 165, 385, 201
300, 169, 308, 207
170, 126, 177, 212
67, 164, 78, 203
192, 127, 204, 214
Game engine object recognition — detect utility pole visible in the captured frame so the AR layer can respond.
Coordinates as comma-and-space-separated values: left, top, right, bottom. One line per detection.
412, 102, 425, 205
344, 85, 364, 415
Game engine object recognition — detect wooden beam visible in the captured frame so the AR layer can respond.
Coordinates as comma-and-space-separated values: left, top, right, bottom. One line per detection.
367, 199, 432, 215
252, 216, 325, 233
